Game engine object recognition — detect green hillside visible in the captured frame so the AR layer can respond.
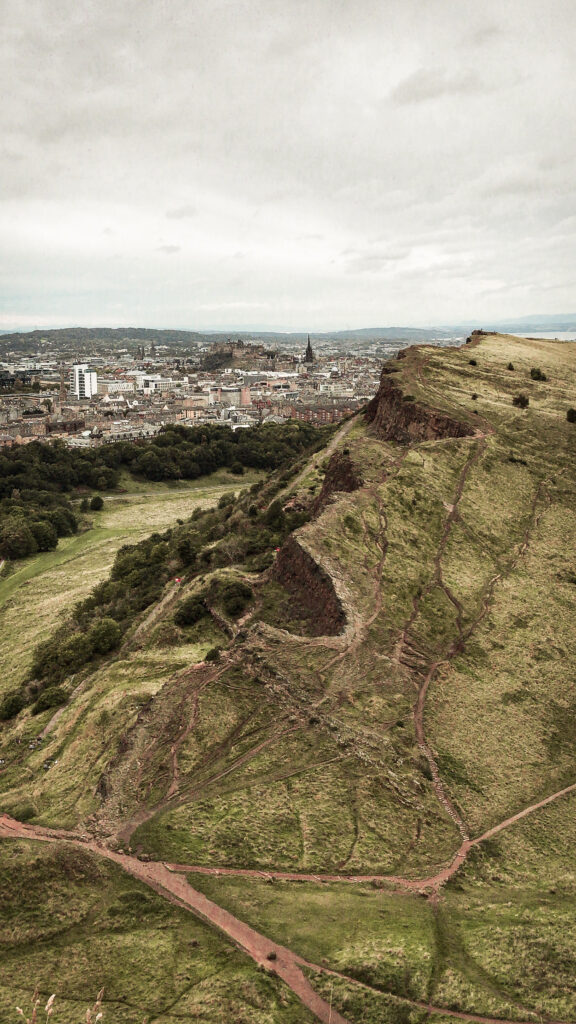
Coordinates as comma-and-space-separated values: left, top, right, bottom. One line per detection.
1, 332, 575, 1024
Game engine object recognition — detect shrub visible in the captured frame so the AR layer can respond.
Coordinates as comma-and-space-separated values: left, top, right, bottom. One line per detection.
507, 362, 515, 370
176, 536, 197, 565
530, 367, 547, 381
567, 408, 576, 423
80, 497, 90, 512
219, 581, 253, 618
174, 597, 207, 627
513, 393, 529, 408
218, 492, 235, 509
469, 358, 477, 366
471, 393, 478, 401
90, 495, 104, 511
205, 647, 221, 662
32, 686, 68, 715
0, 690, 26, 721
230, 461, 244, 475
89, 616, 122, 654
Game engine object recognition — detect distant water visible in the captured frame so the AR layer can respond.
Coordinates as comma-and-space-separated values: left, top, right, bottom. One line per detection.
511, 331, 576, 341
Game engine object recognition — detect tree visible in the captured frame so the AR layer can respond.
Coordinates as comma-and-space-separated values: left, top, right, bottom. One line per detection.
80, 497, 90, 512
90, 495, 104, 511
530, 367, 547, 381
512, 394, 529, 409
0, 518, 38, 559
29, 519, 58, 552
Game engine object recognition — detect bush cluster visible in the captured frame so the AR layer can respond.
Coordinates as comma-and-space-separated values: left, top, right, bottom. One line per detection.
0, 497, 77, 559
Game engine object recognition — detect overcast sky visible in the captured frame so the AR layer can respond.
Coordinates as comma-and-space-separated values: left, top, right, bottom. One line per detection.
1, 0, 575, 331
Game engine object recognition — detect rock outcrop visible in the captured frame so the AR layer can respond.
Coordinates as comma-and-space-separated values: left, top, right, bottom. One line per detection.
312, 451, 363, 516
365, 365, 475, 443
273, 536, 345, 636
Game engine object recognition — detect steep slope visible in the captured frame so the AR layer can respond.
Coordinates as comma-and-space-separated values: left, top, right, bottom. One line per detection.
1, 332, 576, 1024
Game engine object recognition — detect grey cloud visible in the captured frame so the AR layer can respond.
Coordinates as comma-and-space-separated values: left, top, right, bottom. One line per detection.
391, 67, 485, 105
0, 0, 575, 329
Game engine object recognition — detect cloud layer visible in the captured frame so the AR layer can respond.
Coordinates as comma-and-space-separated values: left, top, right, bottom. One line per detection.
1, 0, 575, 330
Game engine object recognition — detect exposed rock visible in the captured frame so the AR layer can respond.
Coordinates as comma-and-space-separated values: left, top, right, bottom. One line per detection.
272, 536, 345, 636
312, 451, 363, 516
365, 364, 475, 444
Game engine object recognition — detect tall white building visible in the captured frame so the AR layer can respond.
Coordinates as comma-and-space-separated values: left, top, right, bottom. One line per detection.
70, 364, 98, 399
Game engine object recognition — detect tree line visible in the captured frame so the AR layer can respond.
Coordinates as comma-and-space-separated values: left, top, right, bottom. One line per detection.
0, 421, 327, 561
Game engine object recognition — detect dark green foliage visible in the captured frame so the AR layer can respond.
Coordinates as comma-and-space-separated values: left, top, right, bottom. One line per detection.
0, 518, 38, 559
32, 631, 93, 685
218, 581, 253, 618
567, 408, 576, 423
205, 647, 221, 662
513, 393, 530, 408
174, 597, 207, 627
0, 690, 27, 721
218, 492, 235, 509
264, 499, 285, 529
469, 359, 477, 366
530, 367, 548, 381
471, 393, 478, 401
90, 494, 104, 511
89, 616, 122, 654
176, 536, 198, 565
507, 362, 515, 370
0, 423, 328, 562
32, 686, 68, 715
29, 519, 58, 551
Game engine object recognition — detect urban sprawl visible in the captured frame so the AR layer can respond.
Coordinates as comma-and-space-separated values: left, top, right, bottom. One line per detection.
0, 336, 398, 448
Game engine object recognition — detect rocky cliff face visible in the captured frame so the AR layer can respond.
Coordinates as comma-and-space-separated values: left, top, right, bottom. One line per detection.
365, 365, 475, 443
312, 451, 363, 516
273, 536, 345, 636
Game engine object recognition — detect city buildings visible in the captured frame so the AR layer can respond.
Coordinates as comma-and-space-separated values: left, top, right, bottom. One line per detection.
69, 364, 98, 399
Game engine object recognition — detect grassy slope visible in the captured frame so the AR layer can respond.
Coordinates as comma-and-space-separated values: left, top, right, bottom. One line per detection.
1, 334, 576, 1023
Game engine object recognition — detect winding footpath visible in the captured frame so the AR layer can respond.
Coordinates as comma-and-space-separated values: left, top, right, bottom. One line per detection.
2, 776, 576, 1024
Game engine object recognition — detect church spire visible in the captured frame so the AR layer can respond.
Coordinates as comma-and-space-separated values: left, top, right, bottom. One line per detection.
304, 335, 314, 363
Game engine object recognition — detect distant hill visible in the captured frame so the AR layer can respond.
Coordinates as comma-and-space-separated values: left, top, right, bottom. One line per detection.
450, 313, 576, 333
0, 324, 458, 354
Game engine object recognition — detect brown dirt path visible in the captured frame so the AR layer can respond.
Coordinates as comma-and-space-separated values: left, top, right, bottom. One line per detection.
273, 416, 359, 507
0, 813, 349, 1024
2, 782, 575, 1024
